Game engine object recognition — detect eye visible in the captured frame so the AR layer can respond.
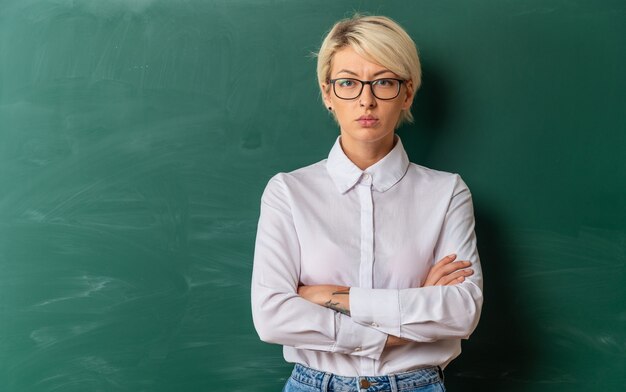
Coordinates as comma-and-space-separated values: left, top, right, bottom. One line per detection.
373, 78, 397, 88
337, 79, 357, 88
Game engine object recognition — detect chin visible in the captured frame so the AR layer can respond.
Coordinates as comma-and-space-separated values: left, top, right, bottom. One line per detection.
345, 127, 393, 143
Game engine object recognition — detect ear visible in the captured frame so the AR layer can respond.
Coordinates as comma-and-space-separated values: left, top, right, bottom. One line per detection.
321, 82, 333, 107
401, 80, 415, 111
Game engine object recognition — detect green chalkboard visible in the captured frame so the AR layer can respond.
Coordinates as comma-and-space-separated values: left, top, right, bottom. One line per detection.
1, 1, 624, 391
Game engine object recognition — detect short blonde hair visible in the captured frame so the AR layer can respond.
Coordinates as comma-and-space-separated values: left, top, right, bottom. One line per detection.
316, 15, 422, 128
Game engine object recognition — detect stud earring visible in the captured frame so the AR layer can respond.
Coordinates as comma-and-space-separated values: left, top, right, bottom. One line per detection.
328, 107, 332, 111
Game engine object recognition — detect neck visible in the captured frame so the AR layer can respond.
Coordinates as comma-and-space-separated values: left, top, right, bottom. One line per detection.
339, 134, 396, 170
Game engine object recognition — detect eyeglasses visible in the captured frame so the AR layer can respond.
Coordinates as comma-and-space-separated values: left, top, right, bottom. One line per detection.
328, 78, 405, 100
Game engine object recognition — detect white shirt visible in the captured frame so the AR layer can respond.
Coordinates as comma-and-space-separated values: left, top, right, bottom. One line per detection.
251, 136, 483, 377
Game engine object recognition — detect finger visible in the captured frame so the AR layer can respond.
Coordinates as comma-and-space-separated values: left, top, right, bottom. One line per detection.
437, 260, 471, 276
427, 254, 458, 277
438, 268, 474, 286
424, 255, 460, 286
436, 268, 472, 286
434, 254, 457, 267
424, 253, 470, 286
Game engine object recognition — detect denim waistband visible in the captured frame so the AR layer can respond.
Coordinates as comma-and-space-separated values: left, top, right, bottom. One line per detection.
290, 363, 444, 392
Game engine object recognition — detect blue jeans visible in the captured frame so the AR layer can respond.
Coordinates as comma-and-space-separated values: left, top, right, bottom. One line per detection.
282, 364, 446, 392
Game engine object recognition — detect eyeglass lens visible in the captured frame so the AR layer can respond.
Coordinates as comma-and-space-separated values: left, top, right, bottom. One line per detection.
333, 78, 401, 100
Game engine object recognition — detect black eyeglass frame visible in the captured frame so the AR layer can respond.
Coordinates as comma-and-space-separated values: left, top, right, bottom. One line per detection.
328, 78, 406, 100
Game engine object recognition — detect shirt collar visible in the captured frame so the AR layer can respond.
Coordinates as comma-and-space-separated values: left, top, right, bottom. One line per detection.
326, 135, 410, 194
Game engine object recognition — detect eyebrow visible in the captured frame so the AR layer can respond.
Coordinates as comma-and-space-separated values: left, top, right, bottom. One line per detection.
335, 69, 395, 78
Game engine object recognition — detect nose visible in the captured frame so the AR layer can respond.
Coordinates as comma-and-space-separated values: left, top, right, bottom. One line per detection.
359, 83, 377, 108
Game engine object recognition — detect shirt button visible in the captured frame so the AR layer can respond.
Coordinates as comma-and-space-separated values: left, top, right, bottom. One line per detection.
371, 322, 379, 328
354, 347, 362, 352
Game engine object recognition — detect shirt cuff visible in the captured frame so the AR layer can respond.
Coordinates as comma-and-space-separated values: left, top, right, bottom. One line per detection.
350, 287, 402, 337
332, 313, 387, 360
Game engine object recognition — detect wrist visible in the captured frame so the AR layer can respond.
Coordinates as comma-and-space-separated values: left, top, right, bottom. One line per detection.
324, 286, 351, 316
385, 335, 410, 347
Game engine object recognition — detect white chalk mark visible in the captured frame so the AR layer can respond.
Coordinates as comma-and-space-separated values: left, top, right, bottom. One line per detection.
32, 275, 113, 307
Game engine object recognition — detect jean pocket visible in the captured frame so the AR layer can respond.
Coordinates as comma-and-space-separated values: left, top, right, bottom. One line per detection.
283, 376, 320, 392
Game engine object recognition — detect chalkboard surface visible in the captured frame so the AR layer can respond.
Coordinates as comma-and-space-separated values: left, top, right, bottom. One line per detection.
1, 1, 624, 391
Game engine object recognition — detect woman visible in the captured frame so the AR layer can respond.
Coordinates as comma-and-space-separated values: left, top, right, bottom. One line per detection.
251, 14, 483, 392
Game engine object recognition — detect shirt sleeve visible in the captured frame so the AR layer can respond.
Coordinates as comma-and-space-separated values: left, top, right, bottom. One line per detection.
251, 175, 388, 359
349, 174, 484, 342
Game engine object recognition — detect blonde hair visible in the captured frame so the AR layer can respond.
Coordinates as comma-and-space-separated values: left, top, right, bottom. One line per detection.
316, 14, 422, 128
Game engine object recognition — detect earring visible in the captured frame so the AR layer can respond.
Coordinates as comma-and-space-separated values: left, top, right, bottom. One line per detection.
328, 106, 332, 111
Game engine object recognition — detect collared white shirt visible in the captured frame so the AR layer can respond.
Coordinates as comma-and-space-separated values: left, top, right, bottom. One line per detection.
251, 136, 483, 377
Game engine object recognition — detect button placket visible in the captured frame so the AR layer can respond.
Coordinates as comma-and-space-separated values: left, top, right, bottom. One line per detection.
357, 173, 375, 375
357, 175, 374, 289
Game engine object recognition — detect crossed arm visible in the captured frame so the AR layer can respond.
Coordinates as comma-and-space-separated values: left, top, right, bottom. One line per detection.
297, 254, 474, 347
252, 174, 483, 356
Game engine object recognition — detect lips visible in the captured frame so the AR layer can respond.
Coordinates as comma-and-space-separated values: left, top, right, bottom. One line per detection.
357, 115, 379, 127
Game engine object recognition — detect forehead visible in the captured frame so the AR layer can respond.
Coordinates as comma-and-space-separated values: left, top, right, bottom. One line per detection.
330, 46, 391, 76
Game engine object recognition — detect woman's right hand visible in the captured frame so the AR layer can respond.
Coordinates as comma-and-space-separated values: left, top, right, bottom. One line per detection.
423, 254, 474, 287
